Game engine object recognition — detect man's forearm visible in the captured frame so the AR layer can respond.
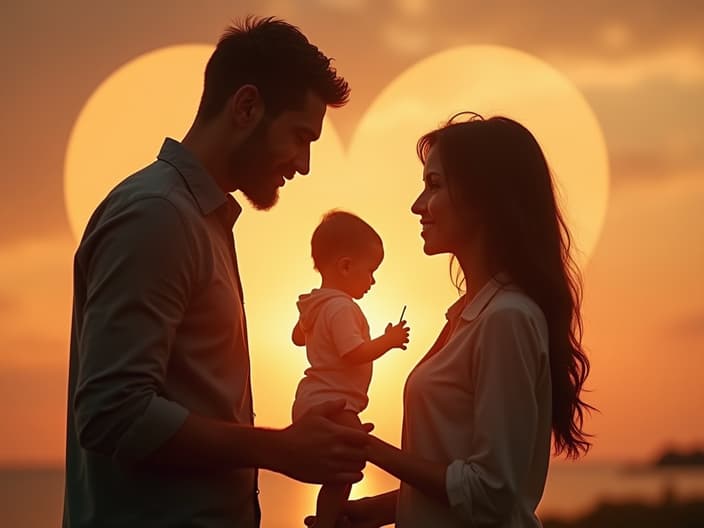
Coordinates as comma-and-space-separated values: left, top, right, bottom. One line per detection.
145, 412, 284, 472
139, 399, 369, 486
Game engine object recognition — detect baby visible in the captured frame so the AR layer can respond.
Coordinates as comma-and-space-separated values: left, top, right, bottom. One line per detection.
291, 210, 410, 528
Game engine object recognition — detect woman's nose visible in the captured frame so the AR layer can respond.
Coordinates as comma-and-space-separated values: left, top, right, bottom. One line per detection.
411, 192, 426, 215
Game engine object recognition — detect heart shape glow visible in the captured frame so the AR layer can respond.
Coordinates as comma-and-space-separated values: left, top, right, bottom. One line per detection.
64, 44, 609, 443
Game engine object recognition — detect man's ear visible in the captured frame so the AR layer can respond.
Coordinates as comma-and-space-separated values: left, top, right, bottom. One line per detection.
227, 84, 265, 129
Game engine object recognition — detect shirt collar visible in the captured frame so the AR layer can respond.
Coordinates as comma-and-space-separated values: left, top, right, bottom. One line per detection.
445, 272, 512, 323
221, 194, 243, 230
157, 137, 241, 224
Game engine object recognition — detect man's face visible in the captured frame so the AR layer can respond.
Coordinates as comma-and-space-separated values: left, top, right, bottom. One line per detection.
232, 91, 326, 210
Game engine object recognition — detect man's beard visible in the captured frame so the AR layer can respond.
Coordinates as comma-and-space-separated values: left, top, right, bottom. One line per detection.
229, 118, 281, 211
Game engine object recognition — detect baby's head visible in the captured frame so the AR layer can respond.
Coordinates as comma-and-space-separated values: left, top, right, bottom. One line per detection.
311, 210, 384, 299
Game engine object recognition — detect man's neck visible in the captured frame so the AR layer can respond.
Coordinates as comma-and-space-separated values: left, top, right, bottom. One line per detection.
181, 124, 236, 194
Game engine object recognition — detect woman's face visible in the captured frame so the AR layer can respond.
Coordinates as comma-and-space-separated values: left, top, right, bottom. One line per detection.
411, 145, 468, 256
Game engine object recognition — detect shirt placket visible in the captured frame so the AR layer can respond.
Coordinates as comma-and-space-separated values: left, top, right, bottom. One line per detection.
220, 204, 261, 523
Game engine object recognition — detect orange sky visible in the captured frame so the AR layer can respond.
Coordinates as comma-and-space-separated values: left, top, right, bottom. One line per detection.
1, 0, 703, 466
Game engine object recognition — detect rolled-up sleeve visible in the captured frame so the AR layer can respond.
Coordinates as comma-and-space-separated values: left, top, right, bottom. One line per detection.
445, 308, 544, 525
73, 197, 194, 463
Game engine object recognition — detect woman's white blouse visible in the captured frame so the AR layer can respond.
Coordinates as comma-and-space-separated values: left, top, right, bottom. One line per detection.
396, 277, 552, 527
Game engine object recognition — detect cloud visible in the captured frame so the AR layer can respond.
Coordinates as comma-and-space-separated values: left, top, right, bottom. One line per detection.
582, 76, 704, 182
382, 23, 431, 55
2, 0, 703, 245
0, 293, 16, 314
1, 0, 271, 245
308, 0, 704, 67
315, 0, 369, 12
667, 313, 704, 341
382, 0, 704, 59
0, 363, 68, 464
393, 0, 429, 18
563, 47, 704, 88
0, 234, 74, 365
0, 336, 68, 368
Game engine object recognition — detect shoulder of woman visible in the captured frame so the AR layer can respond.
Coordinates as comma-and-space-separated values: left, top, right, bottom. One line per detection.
479, 289, 549, 342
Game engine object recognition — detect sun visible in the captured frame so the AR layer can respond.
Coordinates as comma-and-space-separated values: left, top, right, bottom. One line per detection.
63, 44, 610, 459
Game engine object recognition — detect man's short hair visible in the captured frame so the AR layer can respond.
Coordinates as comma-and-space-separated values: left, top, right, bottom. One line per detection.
197, 16, 350, 121
311, 211, 383, 270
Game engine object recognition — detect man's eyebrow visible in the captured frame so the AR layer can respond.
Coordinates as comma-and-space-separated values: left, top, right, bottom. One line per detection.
298, 126, 319, 141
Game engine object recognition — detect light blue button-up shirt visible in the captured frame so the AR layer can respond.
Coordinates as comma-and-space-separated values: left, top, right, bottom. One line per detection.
63, 138, 260, 527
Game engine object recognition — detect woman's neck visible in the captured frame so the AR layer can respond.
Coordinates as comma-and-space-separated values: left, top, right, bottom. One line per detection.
454, 242, 494, 304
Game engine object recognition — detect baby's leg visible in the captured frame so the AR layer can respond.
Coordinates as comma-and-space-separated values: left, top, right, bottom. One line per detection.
313, 410, 363, 528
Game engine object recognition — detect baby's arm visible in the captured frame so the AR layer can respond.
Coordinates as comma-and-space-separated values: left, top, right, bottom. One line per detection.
342, 321, 410, 365
292, 322, 306, 347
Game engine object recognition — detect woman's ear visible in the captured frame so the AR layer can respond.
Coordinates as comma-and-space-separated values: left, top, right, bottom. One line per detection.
227, 84, 265, 129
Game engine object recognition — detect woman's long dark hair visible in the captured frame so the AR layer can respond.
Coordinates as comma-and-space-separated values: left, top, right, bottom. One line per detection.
417, 113, 594, 459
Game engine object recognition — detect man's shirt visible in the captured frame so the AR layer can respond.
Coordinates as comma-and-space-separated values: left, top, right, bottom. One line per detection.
63, 138, 260, 527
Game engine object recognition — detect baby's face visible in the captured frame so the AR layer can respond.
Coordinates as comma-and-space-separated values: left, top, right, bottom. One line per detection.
343, 242, 384, 299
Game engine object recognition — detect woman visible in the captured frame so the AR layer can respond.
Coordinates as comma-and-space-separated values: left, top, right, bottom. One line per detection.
337, 113, 593, 527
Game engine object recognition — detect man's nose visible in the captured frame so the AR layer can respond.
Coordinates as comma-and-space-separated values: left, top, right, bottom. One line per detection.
294, 146, 311, 176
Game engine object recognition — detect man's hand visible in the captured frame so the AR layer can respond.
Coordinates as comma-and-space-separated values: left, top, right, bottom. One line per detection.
273, 400, 372, 484
383, 320, 410, 350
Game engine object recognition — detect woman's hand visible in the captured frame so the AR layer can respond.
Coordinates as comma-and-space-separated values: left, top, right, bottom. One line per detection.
304, 492, 398, 528
367, 435, 449, 506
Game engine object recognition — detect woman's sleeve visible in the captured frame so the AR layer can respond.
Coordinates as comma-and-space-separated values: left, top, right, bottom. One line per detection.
445, 307, 547, 525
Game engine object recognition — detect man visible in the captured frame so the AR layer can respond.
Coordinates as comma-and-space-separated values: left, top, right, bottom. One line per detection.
63, 17, 369, 527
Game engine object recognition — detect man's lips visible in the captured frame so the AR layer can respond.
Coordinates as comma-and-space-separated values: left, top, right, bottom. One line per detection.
277, 172, 296, 187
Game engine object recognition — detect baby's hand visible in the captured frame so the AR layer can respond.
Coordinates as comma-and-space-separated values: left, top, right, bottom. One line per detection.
384, 321, 410, 350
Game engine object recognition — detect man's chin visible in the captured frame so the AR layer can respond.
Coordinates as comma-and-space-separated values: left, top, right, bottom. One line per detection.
243, 187, 279, 211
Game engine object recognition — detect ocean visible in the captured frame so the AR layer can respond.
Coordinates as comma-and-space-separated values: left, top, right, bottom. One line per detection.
2, 463, 703, 527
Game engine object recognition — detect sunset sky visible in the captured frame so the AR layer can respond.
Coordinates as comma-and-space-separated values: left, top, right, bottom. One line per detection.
1, 0, 703, 467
